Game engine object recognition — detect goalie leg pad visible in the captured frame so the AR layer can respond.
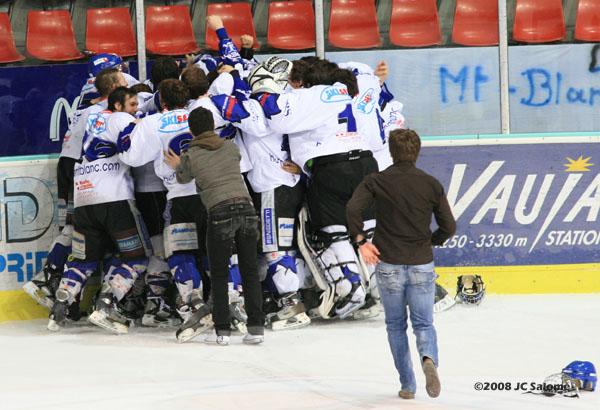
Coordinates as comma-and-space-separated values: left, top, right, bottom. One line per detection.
265, 251, 300, 295
146, 256, 171, 297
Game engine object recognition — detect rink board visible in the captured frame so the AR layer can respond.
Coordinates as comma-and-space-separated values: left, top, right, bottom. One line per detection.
0, 136, 599, 322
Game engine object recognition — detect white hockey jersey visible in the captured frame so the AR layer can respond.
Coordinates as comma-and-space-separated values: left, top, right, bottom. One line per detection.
188, 95, 254, 173
265, 83, 367, 172
224, 99, 300, 193
132, 163, 166, 193
353, 72, 386, 155
119, 109, 197, 200
60, 100, 107, 160
74, 111, 135, 207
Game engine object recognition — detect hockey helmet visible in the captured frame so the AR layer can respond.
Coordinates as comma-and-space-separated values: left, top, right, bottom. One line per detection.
247, 56, 292, 94
562, 361, 597, 391
456, 275, 485, 305
88, 53, 126, 77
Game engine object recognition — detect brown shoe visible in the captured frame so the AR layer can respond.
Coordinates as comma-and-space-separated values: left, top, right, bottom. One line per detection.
422, 358, 441, 398
398, 390, 415, 400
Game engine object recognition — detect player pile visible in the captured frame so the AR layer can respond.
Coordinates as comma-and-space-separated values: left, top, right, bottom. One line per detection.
23, 16, 413, 344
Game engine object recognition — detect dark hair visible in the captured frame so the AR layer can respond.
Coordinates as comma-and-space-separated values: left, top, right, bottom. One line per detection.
389, 129, 421, 163
108, 86, 137, 111
289, 60, 310, 85
129, 83, 153, 94
150, 57, 180, 89
331, 68, 359, 97
158, 79, 189, 110
181, 66, 210, 99
302, 59, 339, 88
188, 107, 215, 136
95, 68, 122, 97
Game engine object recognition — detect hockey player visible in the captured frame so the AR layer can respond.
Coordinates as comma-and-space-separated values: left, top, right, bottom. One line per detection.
119, 79, 211, 343
24, 68, 128, 311
210, 57, 311, 330
48, 86, 149, 333
250, 60, 378, 319
79, 53, 139, 109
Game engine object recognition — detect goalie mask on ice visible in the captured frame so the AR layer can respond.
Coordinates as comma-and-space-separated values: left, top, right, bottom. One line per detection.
455, 275, 485, 305
562, 361, 597, 392
247, 56, 292, 94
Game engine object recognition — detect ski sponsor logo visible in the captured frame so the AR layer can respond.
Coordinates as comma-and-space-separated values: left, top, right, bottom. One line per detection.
117, 235, 142, 253
320, 86, 351, 103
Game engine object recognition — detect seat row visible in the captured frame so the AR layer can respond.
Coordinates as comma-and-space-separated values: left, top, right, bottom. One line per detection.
2, 0, 599, 63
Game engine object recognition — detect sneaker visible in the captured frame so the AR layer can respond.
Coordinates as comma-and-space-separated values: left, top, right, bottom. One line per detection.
203, 330, 230, 346
175, 301, 212, 343
422, 358, 441, 398
243, 326, 264, 345
398, 391, 415, 400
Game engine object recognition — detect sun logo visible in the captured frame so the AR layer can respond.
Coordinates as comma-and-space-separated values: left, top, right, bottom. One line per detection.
564, 156, 594, 172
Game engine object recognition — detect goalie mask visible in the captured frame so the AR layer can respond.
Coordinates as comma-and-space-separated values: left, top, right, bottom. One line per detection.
562, 361, 597, 392
456, 275, 485, 305
247, 56, 292, 94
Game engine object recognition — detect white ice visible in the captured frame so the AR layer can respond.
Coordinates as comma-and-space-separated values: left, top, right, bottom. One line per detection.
1, 294, 599, 410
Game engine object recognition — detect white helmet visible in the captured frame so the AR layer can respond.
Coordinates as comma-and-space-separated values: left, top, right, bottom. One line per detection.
247, 56, 292, 94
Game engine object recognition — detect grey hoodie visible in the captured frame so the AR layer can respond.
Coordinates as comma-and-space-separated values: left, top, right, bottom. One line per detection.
175, 137, 250, 210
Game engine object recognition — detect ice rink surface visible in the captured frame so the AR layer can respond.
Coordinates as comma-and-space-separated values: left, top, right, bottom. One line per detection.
1, 294, 599, 410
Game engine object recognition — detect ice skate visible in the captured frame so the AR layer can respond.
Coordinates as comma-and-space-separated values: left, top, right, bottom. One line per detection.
88, 293, 129, 335
349, 292, 380, 320
334, 282, 366, 319
175, 300, 212, 343
267, 292, 311, 331
47, 300, 69, 331
142, 296, 181, 328
229, 290, 248, 334
23, 264, 62, 310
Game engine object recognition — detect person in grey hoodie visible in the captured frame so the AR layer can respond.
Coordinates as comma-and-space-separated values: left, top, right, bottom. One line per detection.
164, 107, 264, 345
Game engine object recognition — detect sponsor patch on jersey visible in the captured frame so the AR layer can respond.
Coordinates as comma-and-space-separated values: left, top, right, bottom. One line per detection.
158, 111, 189, 133
278, 218, 294, 248
87, 113, 107, 134
116, 235, 143, 253
356, 88, 376, 114
320, 86, 352, 103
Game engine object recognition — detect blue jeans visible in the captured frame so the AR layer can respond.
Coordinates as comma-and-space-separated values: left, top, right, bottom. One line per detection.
376, 261, 438, 393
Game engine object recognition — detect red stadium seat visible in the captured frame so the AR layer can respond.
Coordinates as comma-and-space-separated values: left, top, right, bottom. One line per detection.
26, 10, 84, 61
389, 0, 441, 47
0, 12, 25, 63
329, 0, 381, 49
575, 0, 600, 42
452, 0, 499, 46
268, 1, 315, 50
86, 8, 136, 57
513, 0, 565, 43
205, 3, 258, 51
146, 5, 199, 55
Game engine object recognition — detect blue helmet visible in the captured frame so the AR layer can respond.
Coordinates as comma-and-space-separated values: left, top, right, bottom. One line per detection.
456, 275, 485, 305
88, 53, 124, 77
562, 361, 596, 391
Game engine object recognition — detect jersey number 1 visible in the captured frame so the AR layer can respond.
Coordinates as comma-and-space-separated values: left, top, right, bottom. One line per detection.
337, 104, 357, 133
